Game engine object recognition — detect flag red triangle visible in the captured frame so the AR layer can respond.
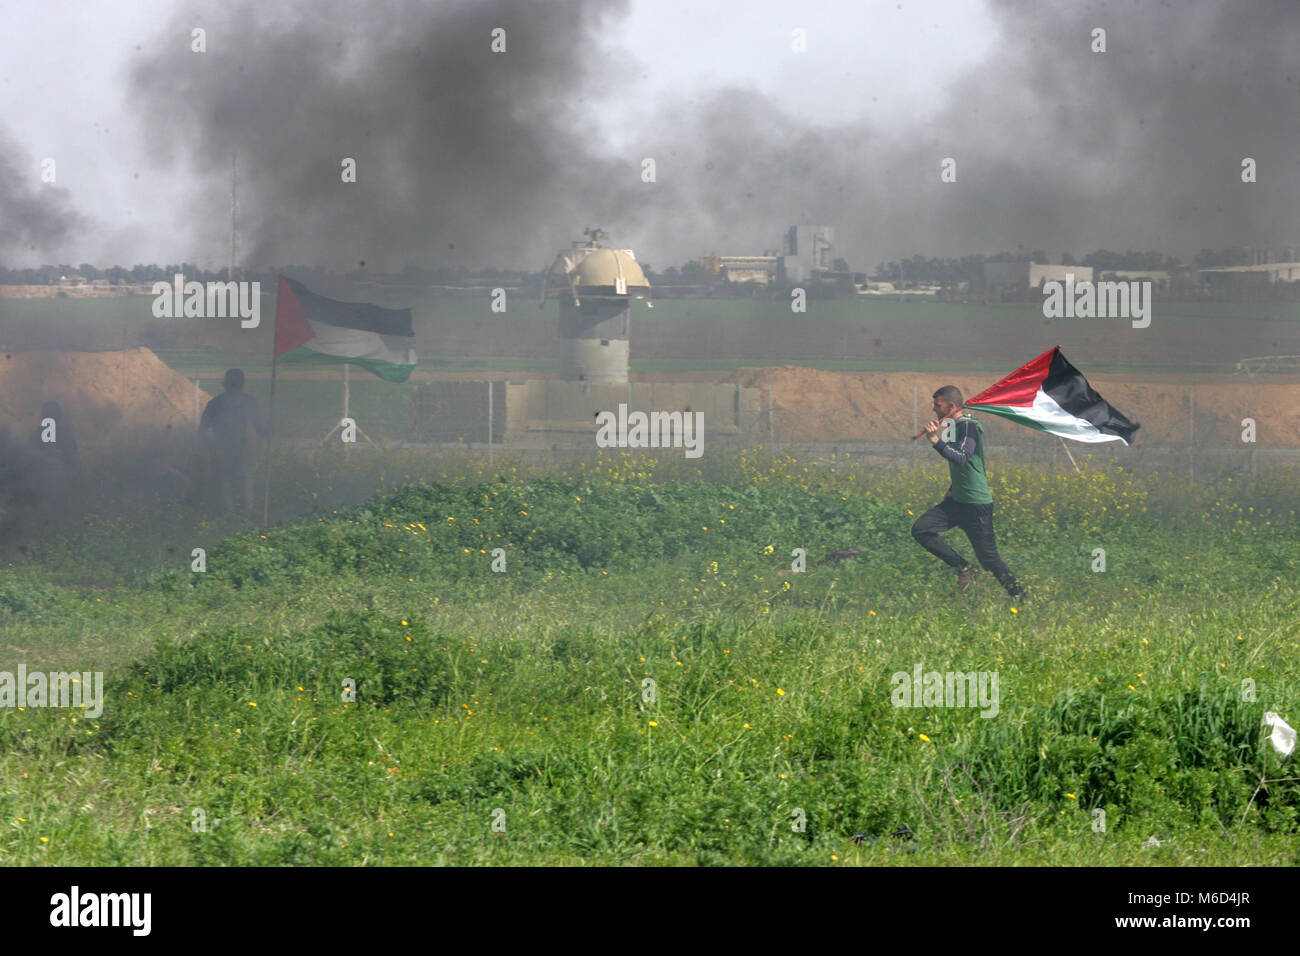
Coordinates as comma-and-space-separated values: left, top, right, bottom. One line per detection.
274, 274, 314, 358
967, 345, 1058, 408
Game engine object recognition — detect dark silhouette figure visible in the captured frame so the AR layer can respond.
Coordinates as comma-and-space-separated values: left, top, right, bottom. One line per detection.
199, 369, 269, 515
0, 401, 79, 560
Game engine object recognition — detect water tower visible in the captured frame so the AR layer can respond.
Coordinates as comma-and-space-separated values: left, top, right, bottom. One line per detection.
540, 227, 651, 384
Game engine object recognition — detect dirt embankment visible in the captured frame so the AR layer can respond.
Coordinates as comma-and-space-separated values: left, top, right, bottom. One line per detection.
725, 365, 1300, 447
0, 347, 211, 446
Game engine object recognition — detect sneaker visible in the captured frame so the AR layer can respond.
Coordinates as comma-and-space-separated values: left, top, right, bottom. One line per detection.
957, 566, 976, 591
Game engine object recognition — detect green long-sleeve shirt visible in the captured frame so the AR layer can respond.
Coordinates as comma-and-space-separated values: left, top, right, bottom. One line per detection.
932, 412, 993, 504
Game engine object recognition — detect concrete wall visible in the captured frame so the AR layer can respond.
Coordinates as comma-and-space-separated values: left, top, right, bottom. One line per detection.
408, 379, 764, 446
505, 380, 762, 442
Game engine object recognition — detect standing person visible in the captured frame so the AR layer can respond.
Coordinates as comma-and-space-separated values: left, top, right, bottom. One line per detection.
911, 385, 1025, 599
199, 369, 269, 515
0, 402, 79, 560
26, 400, 78, 493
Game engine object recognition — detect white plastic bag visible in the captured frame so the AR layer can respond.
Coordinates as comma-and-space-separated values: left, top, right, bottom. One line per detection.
1261, 712, 1296, 758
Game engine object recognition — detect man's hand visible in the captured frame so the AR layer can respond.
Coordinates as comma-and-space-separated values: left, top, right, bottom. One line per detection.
923, 420, 942, 445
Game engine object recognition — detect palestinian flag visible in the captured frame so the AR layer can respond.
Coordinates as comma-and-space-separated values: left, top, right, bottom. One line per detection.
274, 276, 416, 383
966, 346, 1140, 445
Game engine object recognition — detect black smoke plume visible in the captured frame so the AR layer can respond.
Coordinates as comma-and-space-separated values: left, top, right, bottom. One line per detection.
129, 0, 1300, 271
0, 128, 85, 257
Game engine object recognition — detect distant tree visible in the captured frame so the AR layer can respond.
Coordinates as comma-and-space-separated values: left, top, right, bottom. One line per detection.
833, 257, 850, 273
1061, 253, 1077, 266
1029, 250, 1048, 264
1083, 249, 1182, 272
1193, 246, 1251, 268
1082, 249, 1122, 271
1127, 250, 1167, 270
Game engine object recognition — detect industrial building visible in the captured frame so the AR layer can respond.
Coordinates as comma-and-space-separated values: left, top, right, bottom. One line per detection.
779, 225, 836, 284
1097, 269, 1172, 289
983, 262, 1096, 288
718, 256, 778, 285
700, 225, 838, 287
1198, 262, 1300, 286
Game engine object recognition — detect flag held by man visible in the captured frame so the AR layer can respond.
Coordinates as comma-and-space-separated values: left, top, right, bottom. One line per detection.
964, 345, 1139, 445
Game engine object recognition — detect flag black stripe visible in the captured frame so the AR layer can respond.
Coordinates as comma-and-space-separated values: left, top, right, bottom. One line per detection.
284, 276, 414, 337
1043, 348, 1141, 444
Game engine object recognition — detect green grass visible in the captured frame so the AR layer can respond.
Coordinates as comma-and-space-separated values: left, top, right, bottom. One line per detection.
0, 295, 164, 325
1, 451, 1298, 865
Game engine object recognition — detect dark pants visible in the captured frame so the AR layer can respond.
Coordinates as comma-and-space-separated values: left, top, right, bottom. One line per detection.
911, 498, 1023, 595
212, 448, 255, 515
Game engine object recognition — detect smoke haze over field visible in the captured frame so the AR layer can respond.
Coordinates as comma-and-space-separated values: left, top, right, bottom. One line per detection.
5, 0, 1298, 271
128, 0, 640, 273
0, 129, 85, 257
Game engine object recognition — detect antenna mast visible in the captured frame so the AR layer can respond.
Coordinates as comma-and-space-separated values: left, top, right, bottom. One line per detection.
229, 152, 238, 281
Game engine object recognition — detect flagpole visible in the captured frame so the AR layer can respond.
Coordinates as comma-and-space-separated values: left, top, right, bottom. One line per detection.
262, 354, 278, 525
1058, 437, 1080, 473
263, 276, 282, 526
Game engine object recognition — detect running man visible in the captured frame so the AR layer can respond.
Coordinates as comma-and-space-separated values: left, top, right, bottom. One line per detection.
911, 385, 1025, 598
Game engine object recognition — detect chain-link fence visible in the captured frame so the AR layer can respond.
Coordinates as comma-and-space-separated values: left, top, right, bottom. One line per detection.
211, 373, 1300, 482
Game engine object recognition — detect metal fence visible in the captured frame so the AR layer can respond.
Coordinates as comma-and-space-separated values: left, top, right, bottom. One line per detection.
205, 375, 1299, 481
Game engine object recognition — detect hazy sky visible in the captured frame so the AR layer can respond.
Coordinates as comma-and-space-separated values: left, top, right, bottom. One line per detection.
0, 0, 1294, 272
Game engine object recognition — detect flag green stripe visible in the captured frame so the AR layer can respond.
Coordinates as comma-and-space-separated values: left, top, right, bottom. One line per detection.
966, 403, 1056, 434
278, 346, 414, 383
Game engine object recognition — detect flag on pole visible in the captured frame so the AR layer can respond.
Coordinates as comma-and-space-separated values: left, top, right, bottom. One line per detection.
965, 346, 1140, 445
274, 276, 417, 382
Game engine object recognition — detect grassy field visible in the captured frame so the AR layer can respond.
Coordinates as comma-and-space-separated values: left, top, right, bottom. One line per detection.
1, 449, 1298, 865
7, 292, 1298, 391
